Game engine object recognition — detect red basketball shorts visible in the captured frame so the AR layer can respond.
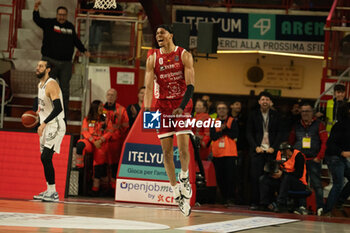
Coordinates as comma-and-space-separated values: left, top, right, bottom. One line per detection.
155, 98, 193, 139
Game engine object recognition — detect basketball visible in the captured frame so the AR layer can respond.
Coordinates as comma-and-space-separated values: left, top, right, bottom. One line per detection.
21, 110, 39, 128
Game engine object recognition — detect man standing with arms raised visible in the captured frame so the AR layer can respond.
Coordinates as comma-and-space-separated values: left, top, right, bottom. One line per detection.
144, 25, 195, 216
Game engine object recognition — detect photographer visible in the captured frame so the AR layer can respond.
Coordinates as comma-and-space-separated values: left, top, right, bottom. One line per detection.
259, 143, 308, 215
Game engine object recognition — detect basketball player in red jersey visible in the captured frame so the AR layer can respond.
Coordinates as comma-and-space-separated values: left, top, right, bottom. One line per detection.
144, 25, 195, 216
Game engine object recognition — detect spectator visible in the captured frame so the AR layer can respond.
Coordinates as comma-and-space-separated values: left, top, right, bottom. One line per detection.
289, 102, 328, 216
210, 102, 239, 205
193, 99, 211, 160
75, 100, 113, 195
230, 100, 248, 204
126, 86, 145, 128
324, 102, 350, 216
315, 84, 347, 135
259, 143, 308, 215
103, 88, 129, 189
202, 95, 217, 119
246, 91, 282, 210
33, 0, 90, 120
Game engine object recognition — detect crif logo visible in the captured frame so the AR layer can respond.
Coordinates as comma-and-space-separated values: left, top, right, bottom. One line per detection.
143, 110, 161, 129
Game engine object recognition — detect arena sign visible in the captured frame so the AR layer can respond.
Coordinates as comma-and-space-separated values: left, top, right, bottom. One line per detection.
176, 10, 326, 54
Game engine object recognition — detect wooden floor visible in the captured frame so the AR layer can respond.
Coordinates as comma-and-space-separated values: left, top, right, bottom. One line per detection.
0, 198, 349, 233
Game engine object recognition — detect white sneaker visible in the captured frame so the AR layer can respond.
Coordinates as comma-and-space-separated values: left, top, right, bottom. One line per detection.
42, 192, 59, 202
172, 184, 181, 203
294, 206, 308, 215
178, 173, 192, 199
317, 208, 323, 216
178, 197, 191, 216
33, 191, 48, 200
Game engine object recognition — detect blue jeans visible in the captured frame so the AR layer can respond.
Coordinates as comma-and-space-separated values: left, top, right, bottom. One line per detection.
325, 156, 350, 212
306, 160, 324, 209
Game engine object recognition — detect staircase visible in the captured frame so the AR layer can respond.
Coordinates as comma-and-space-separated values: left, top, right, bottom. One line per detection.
315, 0, 350, 215
1, 0, 83, 135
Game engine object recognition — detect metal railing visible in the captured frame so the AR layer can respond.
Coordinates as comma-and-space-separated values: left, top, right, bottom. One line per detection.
0, 78, 5, 128
74, 10, 146, 122
0, 0, 25, 58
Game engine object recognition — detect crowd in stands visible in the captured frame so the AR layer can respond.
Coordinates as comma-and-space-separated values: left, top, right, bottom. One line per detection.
74, 84, 350, 217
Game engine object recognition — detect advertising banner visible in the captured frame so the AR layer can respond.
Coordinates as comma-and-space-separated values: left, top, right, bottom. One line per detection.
176, 10, 326, 54
118, 143, 181, 181
116, 179, 178, 205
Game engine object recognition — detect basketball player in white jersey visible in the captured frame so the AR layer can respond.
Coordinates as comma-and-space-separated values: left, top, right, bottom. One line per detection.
33, 60, 66, 202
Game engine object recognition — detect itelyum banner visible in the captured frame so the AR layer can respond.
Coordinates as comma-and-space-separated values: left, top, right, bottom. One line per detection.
118, 143, 181, 181
176, 10, 326, 54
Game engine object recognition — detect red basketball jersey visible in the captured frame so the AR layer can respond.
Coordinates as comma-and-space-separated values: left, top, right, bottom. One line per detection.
153, 46, 187, 100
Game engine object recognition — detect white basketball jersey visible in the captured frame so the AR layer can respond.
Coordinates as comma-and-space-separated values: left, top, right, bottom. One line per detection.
38, 78, 65, 124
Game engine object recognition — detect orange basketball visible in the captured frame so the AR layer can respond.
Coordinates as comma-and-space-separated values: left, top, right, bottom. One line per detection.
21, 110, 39, 128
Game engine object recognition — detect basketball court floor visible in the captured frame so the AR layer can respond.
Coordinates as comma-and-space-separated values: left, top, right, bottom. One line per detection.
0, 198, 349, 233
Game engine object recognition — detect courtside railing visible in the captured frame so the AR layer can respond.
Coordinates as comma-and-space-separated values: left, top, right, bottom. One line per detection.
0, 0, 25, 58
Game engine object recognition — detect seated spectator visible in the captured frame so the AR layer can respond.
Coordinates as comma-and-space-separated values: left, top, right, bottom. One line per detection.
75, 100, 113, 195
210, 102, 239, 205
193, 99, 211, 160
126, 86, 145, 128
259, 143, 308, 215
104, 88, 129, 190
324, 102, 350, 216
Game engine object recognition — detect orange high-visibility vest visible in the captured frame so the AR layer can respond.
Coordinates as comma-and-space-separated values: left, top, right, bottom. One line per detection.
277, 149, 307, 185
212, 116, 238, 158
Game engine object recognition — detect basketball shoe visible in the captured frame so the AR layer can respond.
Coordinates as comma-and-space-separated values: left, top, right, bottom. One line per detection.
42, 192, 59, 202
178, 173, 192, 199
33, 191, 48, 200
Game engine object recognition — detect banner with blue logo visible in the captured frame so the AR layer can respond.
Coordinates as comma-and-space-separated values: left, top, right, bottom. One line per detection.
118, 143, 182, 181
175, 10, 326, 54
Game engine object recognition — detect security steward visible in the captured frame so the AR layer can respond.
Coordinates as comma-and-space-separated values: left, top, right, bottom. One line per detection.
210, 102, 239, 205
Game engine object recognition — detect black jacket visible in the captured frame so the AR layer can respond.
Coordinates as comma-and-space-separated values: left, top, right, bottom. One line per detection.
246, 108, 282, 152
325, 119, 350, 157
33, 10, 86, 61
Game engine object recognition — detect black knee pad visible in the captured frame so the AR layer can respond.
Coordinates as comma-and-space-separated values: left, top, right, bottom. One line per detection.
94, 164, 107, 178
76, 141, 86, 155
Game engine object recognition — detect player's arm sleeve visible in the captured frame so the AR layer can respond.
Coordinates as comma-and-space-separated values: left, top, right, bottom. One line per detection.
43, 98, 62, 124
179, 85, 194, 110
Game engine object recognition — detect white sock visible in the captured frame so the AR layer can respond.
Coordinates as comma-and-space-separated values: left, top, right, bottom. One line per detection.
46, 182, 49, 191
180, 170, 189, 179
47, 184, 56, 193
